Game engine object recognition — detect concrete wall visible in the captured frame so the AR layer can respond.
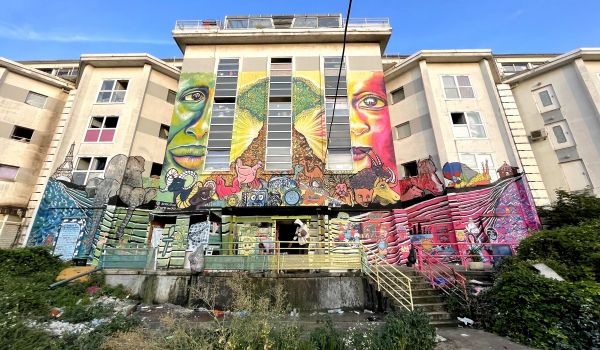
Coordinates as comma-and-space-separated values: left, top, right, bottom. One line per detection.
511, 60, 600, 200
0, 68, 69, 208
104, 270, 371, 310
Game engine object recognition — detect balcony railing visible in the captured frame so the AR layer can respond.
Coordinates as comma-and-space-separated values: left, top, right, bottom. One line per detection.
174, 17, 390, 32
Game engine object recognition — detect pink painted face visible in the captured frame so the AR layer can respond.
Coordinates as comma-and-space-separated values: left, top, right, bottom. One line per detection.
348, 71, 397, 173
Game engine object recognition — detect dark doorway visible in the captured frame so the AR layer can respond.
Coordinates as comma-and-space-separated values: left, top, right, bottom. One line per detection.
277, 221, 299, 254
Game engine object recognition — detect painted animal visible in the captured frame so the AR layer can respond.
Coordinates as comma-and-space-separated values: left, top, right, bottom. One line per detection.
373, 177, 401, 205
236, 159, 262, 189
400, 185, 424, 202
163, 169, 203, 209
300, 159, 324, 185
215, 175, 241, 198
442, 162, 479, 188
293, 164, 304, 180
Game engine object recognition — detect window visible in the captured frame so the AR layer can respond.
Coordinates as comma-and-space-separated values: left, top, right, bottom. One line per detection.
150, 162, 163, 177
451, 112, 486, 138
546, 121, 575, 150
442, 75, 474, 99
324, 56, 352, 171
159, 124, 170, 140
0, 164, 19, 181
532, 85, 560, 113
25, 91, 47, 108
402, 161, 418, 177
84, 116, 118, 142
10, 126, 34, 143
391, 86, 405, 104
292, 16, 318, 28
395, 122, 411, 140
501, 63, 528, 74
96, 79, 128, 103
73, 157, 107, 185
205, 58, 239, 170
266, 57, 293, 171
459, 153, 497, 181
166, 89, 176, 104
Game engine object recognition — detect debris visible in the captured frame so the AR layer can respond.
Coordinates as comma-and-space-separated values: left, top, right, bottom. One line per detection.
85, 285, 101, 295
233, 311, 249, 317
49, 307, 63, 318
289, 308, 299, 317
460, 333, 469, 337
457, 317, 474, 326
435, 334, 447, 342
533, 263, 565, 281
309, 311, 317, 316
366, 316, 379, 322
211, 310, 225, 317
363, 309, 374, 314
352, 310, 360, 314
327, 308, 343, 314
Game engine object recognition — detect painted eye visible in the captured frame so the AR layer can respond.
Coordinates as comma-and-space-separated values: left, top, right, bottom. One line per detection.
182, 90, 206, 103
358, 94, 385, 110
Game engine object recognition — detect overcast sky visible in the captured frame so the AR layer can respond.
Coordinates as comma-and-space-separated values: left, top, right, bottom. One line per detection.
1, 0, 599, 60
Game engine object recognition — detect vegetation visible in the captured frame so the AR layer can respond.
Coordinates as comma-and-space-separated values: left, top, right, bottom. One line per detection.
103, 273, 436, 350
0, 247, 139, 350
537, 189, 600, 229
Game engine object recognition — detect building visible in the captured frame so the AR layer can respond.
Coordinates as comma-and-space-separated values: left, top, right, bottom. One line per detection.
504, 49, 600, 201
0, 57, 73, 248
0, 14, 551, 270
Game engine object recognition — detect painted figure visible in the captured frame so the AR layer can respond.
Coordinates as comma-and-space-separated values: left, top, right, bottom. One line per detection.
163, 73, 215, 172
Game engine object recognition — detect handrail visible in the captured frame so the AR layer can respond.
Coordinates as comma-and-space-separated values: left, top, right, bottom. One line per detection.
360, 244, 413, 311
174, 17, 390, 32
415, 245, 467, 301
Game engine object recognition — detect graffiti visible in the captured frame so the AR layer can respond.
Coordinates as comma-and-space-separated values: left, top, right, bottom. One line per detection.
236, 159, 263, 189
442, 160, 491, 188
243, 190, 268, 207
53, 218, 86, 261
399, 157, 445, 201
373, 177, 400, 205
188, 220, 210, 251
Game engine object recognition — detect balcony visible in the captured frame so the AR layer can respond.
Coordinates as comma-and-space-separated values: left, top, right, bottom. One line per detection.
174, 15, 390, 32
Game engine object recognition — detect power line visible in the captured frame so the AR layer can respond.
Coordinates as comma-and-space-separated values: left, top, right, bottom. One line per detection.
326, 0, 353, 155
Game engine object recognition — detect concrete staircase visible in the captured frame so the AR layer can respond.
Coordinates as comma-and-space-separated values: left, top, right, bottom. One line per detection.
366, 266, 456, 326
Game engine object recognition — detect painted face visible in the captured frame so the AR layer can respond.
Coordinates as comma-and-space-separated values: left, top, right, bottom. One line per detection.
353, 188, 373, 207
165, 73, 215, 171
348, 71, 396, 172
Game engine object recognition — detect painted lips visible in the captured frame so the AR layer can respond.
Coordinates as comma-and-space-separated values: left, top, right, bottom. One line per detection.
352, 146, 372, 160
169, 145, 206, 170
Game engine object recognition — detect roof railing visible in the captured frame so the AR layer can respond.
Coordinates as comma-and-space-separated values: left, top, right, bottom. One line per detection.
174, 17, 389, 32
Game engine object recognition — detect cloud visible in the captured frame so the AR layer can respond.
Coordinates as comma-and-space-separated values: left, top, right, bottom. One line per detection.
0, 22, 171, 45
507, 9, 524, 20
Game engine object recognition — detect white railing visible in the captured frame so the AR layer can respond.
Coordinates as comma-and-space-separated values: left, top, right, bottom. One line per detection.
174, 17, 390, 32
344, 18, 390, 28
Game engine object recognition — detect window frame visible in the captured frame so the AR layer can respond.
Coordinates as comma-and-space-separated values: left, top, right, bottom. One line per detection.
401, 161, 418, 177
441, 75, 476, 100
95, 79, 129, 104
323, 55, 353, 172
390, 86, 405, 104
82, 115, 119, 143
265, 56, 293, 172
204, 57, 241, 172
0, 164, 19, 182
25, 91, 47, 108
545, 120, 575, 150
166, 89, 177, 104
450, 111, 487, 139
395, 121, 411, 140
158, 124, 170, 140
532, 85, 560, 113
10, 125, 35, 143
72, 156, 109, 186
458, 153, 498, 182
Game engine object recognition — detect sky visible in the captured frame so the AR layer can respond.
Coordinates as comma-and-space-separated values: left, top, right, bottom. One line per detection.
1, 0, 599, 61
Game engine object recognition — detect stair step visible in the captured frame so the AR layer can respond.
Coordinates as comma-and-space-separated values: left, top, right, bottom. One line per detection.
430, 319, 459, 327
412, 295, 445, 304
414, 302, 448, 312
425, 311, 453, 321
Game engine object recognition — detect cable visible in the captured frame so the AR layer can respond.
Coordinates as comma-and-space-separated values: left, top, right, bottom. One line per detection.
326, 0, 353, 155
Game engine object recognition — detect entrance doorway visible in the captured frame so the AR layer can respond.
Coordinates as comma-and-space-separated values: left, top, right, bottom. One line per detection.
277, 221, 298, 254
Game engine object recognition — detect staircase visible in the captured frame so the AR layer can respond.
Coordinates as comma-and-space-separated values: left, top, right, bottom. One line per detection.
360, 252, 457, 326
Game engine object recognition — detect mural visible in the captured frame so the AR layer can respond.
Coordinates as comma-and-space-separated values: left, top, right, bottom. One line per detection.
156, 69, 401, 210
28, 147, 158, 261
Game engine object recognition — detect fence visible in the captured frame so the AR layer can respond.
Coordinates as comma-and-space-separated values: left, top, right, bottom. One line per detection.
99, 244, 155, 269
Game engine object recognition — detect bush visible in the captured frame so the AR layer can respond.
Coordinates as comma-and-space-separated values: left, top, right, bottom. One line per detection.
517, 219, 600, 282
537, 190, 600, 229
478, 260, 600, 349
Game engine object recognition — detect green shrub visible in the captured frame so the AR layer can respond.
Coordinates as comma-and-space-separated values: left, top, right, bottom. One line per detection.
375, 311, 436, 350
478, 261, 600, 349
537, 190, 600, 229
517, 219, 600, 282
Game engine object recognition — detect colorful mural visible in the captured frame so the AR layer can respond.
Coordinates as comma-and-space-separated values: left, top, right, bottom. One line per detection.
156, 69, 401, 210
28, 148, 159, 261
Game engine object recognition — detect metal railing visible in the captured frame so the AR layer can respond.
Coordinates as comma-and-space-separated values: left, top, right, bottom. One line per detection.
174, 17, 390, 32
415, 245, 467, 302
99, 244, 155, 270
203, 240, 362, 271
361, 249, 413, 311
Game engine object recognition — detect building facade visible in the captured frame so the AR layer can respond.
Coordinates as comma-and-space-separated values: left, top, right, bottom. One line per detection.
1, 14, 556, 268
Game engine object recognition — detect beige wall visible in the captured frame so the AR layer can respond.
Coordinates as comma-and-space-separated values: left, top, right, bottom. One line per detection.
511, 61, 600, 200
0, 69, 69, 208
